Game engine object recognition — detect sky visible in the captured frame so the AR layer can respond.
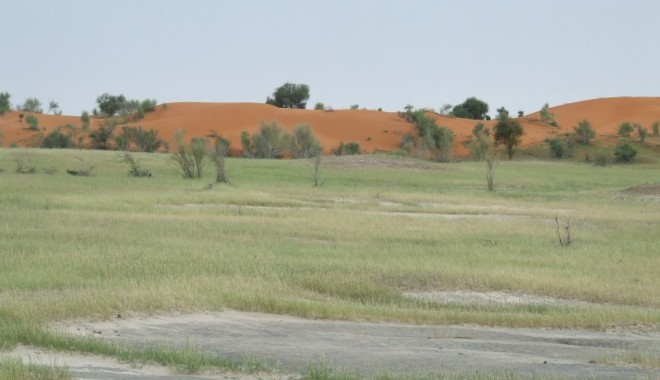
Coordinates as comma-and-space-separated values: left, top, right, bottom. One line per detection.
2, 0, 660, 117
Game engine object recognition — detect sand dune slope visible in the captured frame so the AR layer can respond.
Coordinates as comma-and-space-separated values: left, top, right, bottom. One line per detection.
1, 97, 659, 157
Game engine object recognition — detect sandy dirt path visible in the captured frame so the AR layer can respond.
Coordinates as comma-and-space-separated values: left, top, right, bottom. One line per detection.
30, 310, 658, 379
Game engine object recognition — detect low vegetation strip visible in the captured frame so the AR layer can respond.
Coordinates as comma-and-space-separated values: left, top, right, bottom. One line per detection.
0, 148, 658, 377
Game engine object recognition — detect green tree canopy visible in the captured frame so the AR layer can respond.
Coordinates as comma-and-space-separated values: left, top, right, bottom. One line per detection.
96, 93, 126, 117
450, 97, 489, 120
494, 117, 524, 160
266, 83, 310, 109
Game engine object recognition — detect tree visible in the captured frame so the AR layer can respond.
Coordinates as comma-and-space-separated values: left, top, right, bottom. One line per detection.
450, 97, 489, 120
0, 92, 11, 115
314, 102, 325, 110
573, 119, 595, 145
496, 107, 509, 120
47, 100, 60, 115
96, 93, 126, 117
494, 116, 523, 160
265, 82, 310, 109
22, 98, 42, 113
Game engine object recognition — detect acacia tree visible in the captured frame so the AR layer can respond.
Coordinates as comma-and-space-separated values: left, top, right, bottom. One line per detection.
494, 116, 523, 160
266, 82, 310, 109
96, 93, 126, 117
450, 97, 489, 120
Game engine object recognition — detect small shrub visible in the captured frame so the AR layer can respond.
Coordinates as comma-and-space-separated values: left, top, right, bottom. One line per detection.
592, 149, 613, 167
350, 104, 359, 110
614, 142, 637, 163
121, 153, 151, 177
14, 159, 37, 174
310, 153, 325, 187
539, 103, 558, 126
545, 137, 565, 159
486, 157, 496, 191
42, 129, 73, 149
652, 121, 659, 136
26, 114, 39, 131
469, 123, 490, 160
314, 102, 324, 110
240, 131, 253, 158
171, 131, 208, 178
332, 142, 361, 155
618, 122, 634, 137
207, 131, 230, 184
400, 133, 416, 154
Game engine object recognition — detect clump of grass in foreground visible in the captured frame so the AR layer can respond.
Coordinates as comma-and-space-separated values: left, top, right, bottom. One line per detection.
0, 358, 71, 380
302, 360, 530, 380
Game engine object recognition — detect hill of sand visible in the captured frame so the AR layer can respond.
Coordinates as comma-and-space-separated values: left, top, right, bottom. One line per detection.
1, 97, 659, 157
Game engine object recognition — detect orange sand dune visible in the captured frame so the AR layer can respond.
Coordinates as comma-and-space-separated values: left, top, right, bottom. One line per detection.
2, 97, 659, 157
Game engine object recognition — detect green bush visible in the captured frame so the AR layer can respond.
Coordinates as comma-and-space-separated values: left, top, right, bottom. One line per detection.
314, 102, 324, 110
332, 142, 361, 155
545, 137, 565, 159
618, 122, 634, 137
121, 153, 151, 177
652, 121, 659, 136
42, 129, 73, 149
592, 149, 613, 167
240, 131, 253, 157
614, 143, 637, 163
26, 114, 39, 131
171, 131, 208, 178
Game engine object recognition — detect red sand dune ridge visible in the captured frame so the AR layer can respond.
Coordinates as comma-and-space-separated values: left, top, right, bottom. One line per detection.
1, 97, 659, 157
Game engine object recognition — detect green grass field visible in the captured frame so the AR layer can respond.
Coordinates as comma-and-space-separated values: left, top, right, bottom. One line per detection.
0, 148, 659, 376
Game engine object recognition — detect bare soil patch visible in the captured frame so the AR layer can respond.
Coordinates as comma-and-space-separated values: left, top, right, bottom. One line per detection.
620, 183, 660, 197
45, 311, 660, 379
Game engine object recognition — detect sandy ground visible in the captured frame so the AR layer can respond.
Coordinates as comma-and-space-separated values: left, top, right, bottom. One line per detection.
5, 310, 652, 379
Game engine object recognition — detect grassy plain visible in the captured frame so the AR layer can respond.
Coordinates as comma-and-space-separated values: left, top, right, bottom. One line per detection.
0, 148, 659, 375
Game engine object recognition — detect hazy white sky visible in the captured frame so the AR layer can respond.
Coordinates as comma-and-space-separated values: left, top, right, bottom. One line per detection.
3, 0, 659, 116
